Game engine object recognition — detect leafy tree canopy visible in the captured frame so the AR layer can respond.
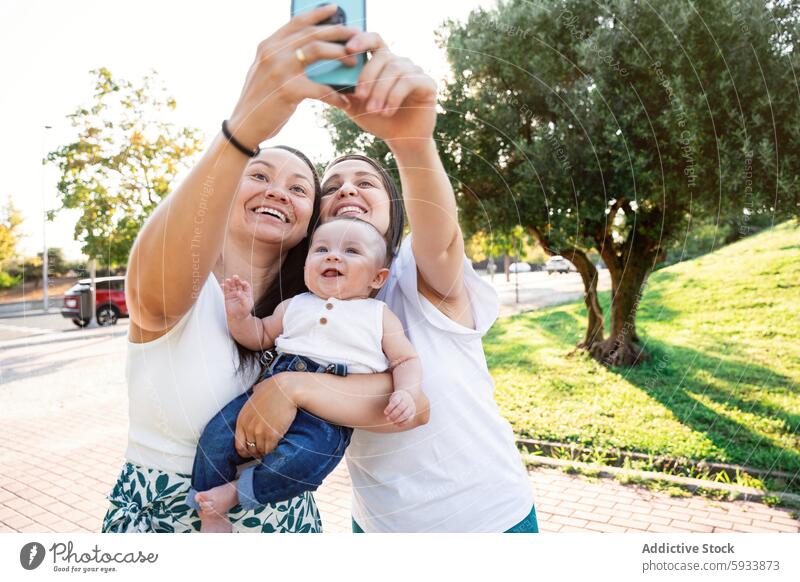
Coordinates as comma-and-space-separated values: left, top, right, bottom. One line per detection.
46, 68, 203, 264
0, 197, 23, 267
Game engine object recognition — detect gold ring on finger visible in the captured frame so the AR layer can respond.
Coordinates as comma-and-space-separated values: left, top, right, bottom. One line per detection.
295, 48, 307, 65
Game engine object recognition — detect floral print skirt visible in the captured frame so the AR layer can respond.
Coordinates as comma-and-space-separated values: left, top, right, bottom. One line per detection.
101, 462, 322, 533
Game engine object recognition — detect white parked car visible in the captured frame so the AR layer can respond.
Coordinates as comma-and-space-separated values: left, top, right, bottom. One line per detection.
545, 256, 575, 274
508, 262, 532, 273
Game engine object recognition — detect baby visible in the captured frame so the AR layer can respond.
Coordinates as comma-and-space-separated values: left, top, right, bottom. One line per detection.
187, 217, 423, 532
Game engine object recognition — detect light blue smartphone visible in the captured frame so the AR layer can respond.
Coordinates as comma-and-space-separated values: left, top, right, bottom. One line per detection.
290, 0, 366, 93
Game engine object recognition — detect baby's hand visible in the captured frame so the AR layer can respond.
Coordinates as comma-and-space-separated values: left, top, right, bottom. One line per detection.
384, 390, 417, 427
222, 275, 254, 321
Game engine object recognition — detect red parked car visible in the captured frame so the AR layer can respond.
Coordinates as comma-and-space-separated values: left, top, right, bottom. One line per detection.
61, 276, 129, 327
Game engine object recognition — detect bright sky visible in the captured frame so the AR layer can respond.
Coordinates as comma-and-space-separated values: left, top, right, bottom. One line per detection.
1, 0, 493, 260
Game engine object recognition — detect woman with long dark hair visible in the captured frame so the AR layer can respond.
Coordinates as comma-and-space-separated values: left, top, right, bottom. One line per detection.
103, 6, 426, 533
236, 31, 538, 532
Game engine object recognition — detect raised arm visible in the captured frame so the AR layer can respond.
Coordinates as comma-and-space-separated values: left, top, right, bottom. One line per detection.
222, 276, 288, 351
391, 141, 465, 300
338, 34, 469, 302
127, 5, 356, 335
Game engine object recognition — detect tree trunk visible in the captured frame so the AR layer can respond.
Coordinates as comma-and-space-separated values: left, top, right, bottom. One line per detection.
562, 248, 604, 349
527, 226, 606, 352
590, 248, 653, 366
503, 254, 511, 282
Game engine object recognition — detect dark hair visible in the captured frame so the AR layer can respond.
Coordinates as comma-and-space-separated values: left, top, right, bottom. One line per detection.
234, 145, 321, 373
323, 153, 405, 258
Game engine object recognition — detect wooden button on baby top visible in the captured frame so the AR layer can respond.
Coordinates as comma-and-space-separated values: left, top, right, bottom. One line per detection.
319, 317, 328, 325
325, 303, 333, 310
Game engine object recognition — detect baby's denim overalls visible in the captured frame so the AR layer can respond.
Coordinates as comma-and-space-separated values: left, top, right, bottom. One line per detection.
187, 349, 352, 510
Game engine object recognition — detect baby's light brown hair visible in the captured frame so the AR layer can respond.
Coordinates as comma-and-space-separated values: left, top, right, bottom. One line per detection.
311, 217, 393, 269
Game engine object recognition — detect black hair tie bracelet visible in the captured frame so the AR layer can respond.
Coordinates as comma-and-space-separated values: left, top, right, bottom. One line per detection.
222, 120, 260, 158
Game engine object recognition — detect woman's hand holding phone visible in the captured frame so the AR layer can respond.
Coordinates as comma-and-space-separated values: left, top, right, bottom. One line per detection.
227, 4, 360, 149
336, 32, 438, 147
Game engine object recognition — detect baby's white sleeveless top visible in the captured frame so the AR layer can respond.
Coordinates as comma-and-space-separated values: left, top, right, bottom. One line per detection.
276, 292, 389, 374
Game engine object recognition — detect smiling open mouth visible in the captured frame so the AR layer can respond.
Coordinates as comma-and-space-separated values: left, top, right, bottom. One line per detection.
322, 268, 343, 278
335, 205, 367, 217
252, 206, 289, 223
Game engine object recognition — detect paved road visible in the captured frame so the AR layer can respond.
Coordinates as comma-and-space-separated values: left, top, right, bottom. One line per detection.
481, 269, 610, 317
0, 311, 130, 342
0, 270, 607, 342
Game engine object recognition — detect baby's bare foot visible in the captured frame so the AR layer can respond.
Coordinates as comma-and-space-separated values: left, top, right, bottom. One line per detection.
196, 482, 239, 533
198, 512, 233, 533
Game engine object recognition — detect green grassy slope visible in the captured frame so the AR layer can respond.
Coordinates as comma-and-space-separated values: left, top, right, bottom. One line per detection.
487, 221, 800, 475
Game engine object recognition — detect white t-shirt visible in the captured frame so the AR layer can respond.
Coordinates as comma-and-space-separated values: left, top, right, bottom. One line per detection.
276, 292, 389, 374
125, 275, 257, 474
346, 235, 534, 532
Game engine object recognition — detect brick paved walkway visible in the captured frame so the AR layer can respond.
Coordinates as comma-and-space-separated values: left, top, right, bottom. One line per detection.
1, 394, 798, 534
297, 464, 800, 533
1, 329, 798, 534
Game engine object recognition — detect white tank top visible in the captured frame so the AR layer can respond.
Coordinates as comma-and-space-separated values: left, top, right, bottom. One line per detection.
346, 235, 534, 532
125, 275, 258, 474
276, 293, 389, 374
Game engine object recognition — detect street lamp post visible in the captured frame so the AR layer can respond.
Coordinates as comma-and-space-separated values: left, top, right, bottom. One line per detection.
42, 125, 52, 313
